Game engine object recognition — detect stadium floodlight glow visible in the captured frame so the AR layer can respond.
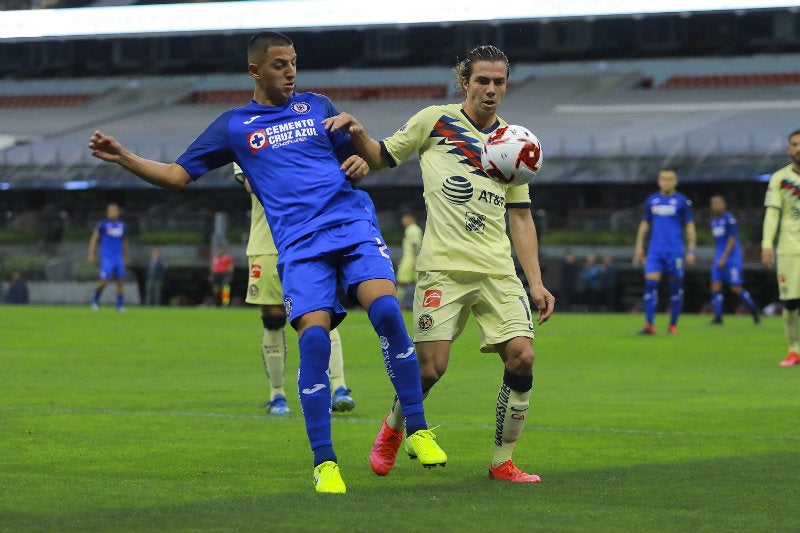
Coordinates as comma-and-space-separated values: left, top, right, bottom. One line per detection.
0, 0, 798, 41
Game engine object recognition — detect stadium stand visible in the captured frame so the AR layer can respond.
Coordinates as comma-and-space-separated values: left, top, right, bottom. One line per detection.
2, 58, 798, 189
3, 54, 796, 306
2, 55, 798, 194
662, 72, 800, 89
0, 94, 92, 108
191, 84, 448, 105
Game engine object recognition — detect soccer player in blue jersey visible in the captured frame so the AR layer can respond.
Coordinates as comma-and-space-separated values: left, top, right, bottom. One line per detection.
87, 31, 445, 494
708, 194, 760, 325
87, 202, 128, 313
633, 170, 696, 335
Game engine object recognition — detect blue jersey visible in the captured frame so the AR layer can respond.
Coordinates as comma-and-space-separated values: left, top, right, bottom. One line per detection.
176, 92, 372, 254
643, 192, 694, 254
711, 212, 742, 264
96, 219, 126, 261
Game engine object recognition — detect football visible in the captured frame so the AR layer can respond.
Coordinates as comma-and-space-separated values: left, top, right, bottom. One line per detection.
480, 125, 543, 186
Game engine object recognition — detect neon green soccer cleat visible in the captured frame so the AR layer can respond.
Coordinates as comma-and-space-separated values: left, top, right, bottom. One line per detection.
406, 428, 447, 468
313, 461, 346, 494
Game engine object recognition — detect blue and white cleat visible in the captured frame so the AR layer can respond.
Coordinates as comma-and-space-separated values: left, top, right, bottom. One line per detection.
331, 386, 355, 412
266, 394, 291, 415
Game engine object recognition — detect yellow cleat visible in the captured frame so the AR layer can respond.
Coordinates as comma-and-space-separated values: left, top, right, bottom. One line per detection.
313, 461, 346, 494
406, 428, 447, 468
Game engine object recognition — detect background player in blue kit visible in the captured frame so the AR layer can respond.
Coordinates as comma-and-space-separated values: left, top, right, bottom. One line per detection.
708, 194, 760, 325
634, 170, 696, 335
87, 202, 128, 313
87, 31, 446, 494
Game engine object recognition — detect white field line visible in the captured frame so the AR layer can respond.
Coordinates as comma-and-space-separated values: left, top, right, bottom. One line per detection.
2, 405, 799, 442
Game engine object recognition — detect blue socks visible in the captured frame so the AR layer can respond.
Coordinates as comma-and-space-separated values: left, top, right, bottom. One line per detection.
712, 291, 724, 319
669, 281, 684, 326
740, 289, 757, 312
368, 295, 427, 435
714, 289, 757, 319
643, 279, 658, 325
297, 325, 336, 467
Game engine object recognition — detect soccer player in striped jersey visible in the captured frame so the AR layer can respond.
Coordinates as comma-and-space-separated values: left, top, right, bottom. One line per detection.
234, 163, 355, 415
325, 45, 555, 483
634, 170, 696, 335
88, 31, 446, 494
762, 129, 800, 366
708, 194, 760, 325
87, 202, 128, 313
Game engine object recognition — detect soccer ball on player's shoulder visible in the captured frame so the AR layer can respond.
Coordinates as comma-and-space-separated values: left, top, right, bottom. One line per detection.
480, 124, 543, 187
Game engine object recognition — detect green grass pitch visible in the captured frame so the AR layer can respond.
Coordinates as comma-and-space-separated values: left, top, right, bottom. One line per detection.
1, 305, 798, 533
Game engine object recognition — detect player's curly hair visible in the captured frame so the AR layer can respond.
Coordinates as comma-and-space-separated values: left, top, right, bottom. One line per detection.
247, 32, 293, 64
453, 45, 510, 90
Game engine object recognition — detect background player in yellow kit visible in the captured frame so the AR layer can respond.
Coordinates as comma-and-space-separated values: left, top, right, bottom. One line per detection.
762, 129, 800, 366
234, 163, 355, 413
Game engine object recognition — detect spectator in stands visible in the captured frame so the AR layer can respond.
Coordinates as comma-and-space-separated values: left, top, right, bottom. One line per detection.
87, 202, 128, 313
144, 247, 166, 306
87, 31, 445, 494
396, 211, 423, 311
600, 254, 618, 312
324, 44, 554, 484
633, 169, 696, 335
209, 245, 233, 306
558, 248, 577, 311
761, 128, 800, 367
5, 271, 29, 304
579, 253, 601, 311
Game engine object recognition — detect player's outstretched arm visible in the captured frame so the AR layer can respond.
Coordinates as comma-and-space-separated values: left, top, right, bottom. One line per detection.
89, 131, 192, 190
508, 207, 555, 324
323, 113, 388, 170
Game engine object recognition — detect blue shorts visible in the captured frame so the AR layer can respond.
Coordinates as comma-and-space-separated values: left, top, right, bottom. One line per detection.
278, 219, 396, 329
644, 251, 684, 280
711, 261, 743, 285
99, 258, 125, 280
